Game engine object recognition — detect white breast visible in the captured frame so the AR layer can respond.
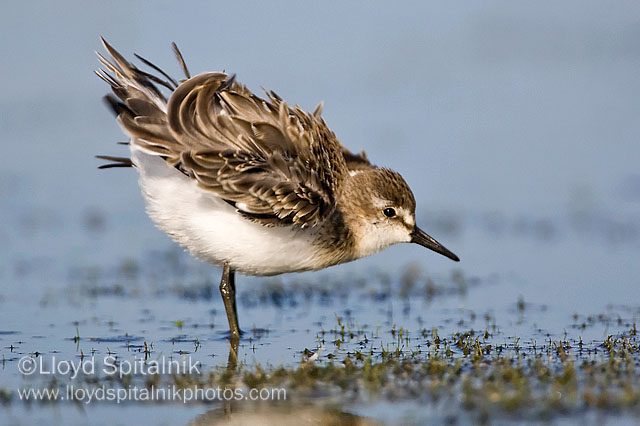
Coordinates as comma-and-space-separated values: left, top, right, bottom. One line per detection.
130, 146, 326, 276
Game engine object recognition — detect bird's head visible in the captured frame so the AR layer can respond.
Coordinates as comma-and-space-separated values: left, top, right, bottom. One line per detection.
342, 168, 459, 262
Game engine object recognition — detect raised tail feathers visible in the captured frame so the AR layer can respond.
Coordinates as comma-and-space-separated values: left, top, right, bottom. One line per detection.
95, 37, 192, 169
95, 155, 134, 169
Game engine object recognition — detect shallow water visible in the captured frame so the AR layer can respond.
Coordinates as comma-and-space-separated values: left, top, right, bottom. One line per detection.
2, 1, 640, 425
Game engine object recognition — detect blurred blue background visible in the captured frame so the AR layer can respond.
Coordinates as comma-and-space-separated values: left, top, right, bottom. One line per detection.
1, 1, 639, 331
1, 2, 640, 424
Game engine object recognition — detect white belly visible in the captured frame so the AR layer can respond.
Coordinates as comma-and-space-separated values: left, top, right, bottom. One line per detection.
130, 146, 326, 276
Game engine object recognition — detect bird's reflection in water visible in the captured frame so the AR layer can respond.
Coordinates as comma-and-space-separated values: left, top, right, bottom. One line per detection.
226, 338, 239, 370
199, 339, 379, 425
188, 403, 380, 426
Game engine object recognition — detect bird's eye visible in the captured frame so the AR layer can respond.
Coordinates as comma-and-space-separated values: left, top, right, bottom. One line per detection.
383, 208, 396, 218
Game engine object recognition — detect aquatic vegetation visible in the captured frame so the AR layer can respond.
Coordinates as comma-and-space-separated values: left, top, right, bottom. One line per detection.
5, 311, 640, 424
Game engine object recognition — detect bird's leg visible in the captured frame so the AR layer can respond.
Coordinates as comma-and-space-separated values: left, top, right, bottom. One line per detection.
219, 261, 241, 339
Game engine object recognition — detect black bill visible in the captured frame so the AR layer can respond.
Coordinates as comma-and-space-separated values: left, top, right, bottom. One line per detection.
411, 226, 460, 262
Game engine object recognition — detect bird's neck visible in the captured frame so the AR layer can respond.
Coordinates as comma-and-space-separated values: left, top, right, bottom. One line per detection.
332, 170, 383, 260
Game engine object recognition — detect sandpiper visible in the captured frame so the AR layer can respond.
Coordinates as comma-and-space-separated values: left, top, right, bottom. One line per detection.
96, 38, 459, 339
